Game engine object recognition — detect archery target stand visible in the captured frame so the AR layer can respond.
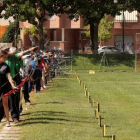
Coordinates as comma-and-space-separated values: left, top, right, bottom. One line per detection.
98, 52, 110, 72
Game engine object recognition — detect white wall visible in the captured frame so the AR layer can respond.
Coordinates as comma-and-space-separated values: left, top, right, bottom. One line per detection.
0, 17, 14, 25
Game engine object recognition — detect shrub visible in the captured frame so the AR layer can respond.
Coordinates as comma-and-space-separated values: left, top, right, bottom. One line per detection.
0, 21, 19, 43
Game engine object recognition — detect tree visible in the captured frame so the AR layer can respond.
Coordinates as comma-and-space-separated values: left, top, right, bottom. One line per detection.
98, 15, 113, 46
0, 21, 19, 43
22, 25, 47, 46
0, 0, 66, 50
0, 1, 20, 45
85, 14, 113, 47
0, 0, 136, 51
131, 0, 140, 12
64, 0, 131, 52
63, 0, 116, 51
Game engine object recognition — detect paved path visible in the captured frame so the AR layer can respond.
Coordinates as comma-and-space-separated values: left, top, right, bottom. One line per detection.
0, 108, 27, 140
0, 125, 20, 140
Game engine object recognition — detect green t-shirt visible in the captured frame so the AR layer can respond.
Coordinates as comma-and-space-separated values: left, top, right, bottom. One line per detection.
5, 53, 23, 78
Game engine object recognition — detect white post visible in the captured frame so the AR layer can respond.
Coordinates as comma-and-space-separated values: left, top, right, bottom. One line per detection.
135, 53, 137, 72
71, 49, 73, 71
62, 28, 64, 42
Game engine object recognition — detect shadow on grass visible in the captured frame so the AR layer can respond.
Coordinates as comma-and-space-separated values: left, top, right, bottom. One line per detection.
19, 121, 64, 126
20, 110, 95, 126
67, 54, 135, 68
20, 117, 95, 126
19, 117, 68, 126
104, 136, 112, 138
31, 101, 64, 106
101, 125, 110, 127
45, 101, 64, 104
30, 111, 94, 122
26, 117, 70, 122
36, 110, 67, 115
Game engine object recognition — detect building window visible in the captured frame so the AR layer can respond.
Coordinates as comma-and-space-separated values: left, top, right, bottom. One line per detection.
80, 31, 87, 40
50, 29, 57, 41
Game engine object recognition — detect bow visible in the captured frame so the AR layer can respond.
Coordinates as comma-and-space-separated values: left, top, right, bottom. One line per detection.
3, 77, 28, 97
1, 59, 36, 98
2, 50, 40, 97
0, 46, 40, 99
3, 66, 35, 97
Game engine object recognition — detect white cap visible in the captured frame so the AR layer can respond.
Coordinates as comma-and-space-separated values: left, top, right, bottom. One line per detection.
9, 47, 17, 52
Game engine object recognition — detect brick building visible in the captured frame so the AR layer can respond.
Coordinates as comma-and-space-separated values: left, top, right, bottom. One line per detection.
104, 11, 140, 54
19, 13, 91, 54
3, 11, 140, 54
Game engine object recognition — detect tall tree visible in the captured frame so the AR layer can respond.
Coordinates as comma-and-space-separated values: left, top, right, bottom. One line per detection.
0, 0, 66, 50
85, 14, 113, 46
22, 25, 47, 46
0, 0, 20, 45
0, 0, 136, 51
98, 15, 113, 46
64, 0, 133, 52
0, 21, 19, 43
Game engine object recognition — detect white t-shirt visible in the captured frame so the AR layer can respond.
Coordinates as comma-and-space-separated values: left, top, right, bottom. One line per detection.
23, 58, 31, 77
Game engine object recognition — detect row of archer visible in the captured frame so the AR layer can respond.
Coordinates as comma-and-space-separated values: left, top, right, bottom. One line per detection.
0, 45, 65, 127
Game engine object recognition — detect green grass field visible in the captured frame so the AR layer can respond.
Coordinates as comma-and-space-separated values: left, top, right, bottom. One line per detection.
19, 54, 139, 140
63, 54, 135, 71
19, 71, 140, 140
77, 71, 140, 140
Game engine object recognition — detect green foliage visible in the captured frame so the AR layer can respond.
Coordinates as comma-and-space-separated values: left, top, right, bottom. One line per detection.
0, 0, 138, 50
0, 22, 19, 43
22, 28, 28, 35
85, 15, 113, 44
98, 14, 113, 43
84, 25, 90, 37
22, 25, 47, 40
65, 0, 137, 50
0, 0, 64, 49
64, 0, 119, 50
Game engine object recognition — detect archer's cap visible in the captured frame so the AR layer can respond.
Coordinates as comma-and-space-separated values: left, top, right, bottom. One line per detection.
9, 46, 17, 52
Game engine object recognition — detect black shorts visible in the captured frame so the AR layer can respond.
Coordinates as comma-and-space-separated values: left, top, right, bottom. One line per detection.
0, 83, 11, 97
39, 70, 42, 77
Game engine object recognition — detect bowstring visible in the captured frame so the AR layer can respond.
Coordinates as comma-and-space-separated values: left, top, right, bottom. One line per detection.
0, 56, 36, 99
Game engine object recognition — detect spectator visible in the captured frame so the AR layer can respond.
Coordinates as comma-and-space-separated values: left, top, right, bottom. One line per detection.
0, 50, 17, 127
21, 54, 32, 105
6, 46, 38, 123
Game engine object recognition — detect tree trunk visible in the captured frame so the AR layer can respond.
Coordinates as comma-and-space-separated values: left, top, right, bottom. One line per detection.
94, 22, 99, 51
90, 22, 99, 53
90, 23, 94, 51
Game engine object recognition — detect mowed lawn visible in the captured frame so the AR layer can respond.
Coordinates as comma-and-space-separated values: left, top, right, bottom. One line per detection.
19, 71, 140, 140
77, 71, 140, 140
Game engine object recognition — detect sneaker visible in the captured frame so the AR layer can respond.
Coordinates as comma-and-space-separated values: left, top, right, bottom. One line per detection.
36, 90, 40, 93
13, 119, 19, 123
11, 119, 19, 126
40, 87, 43, 91
43, 85, 46, 89
25, 99, 30, 103
5, 121, 11, 127
25, 102, 31, 105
